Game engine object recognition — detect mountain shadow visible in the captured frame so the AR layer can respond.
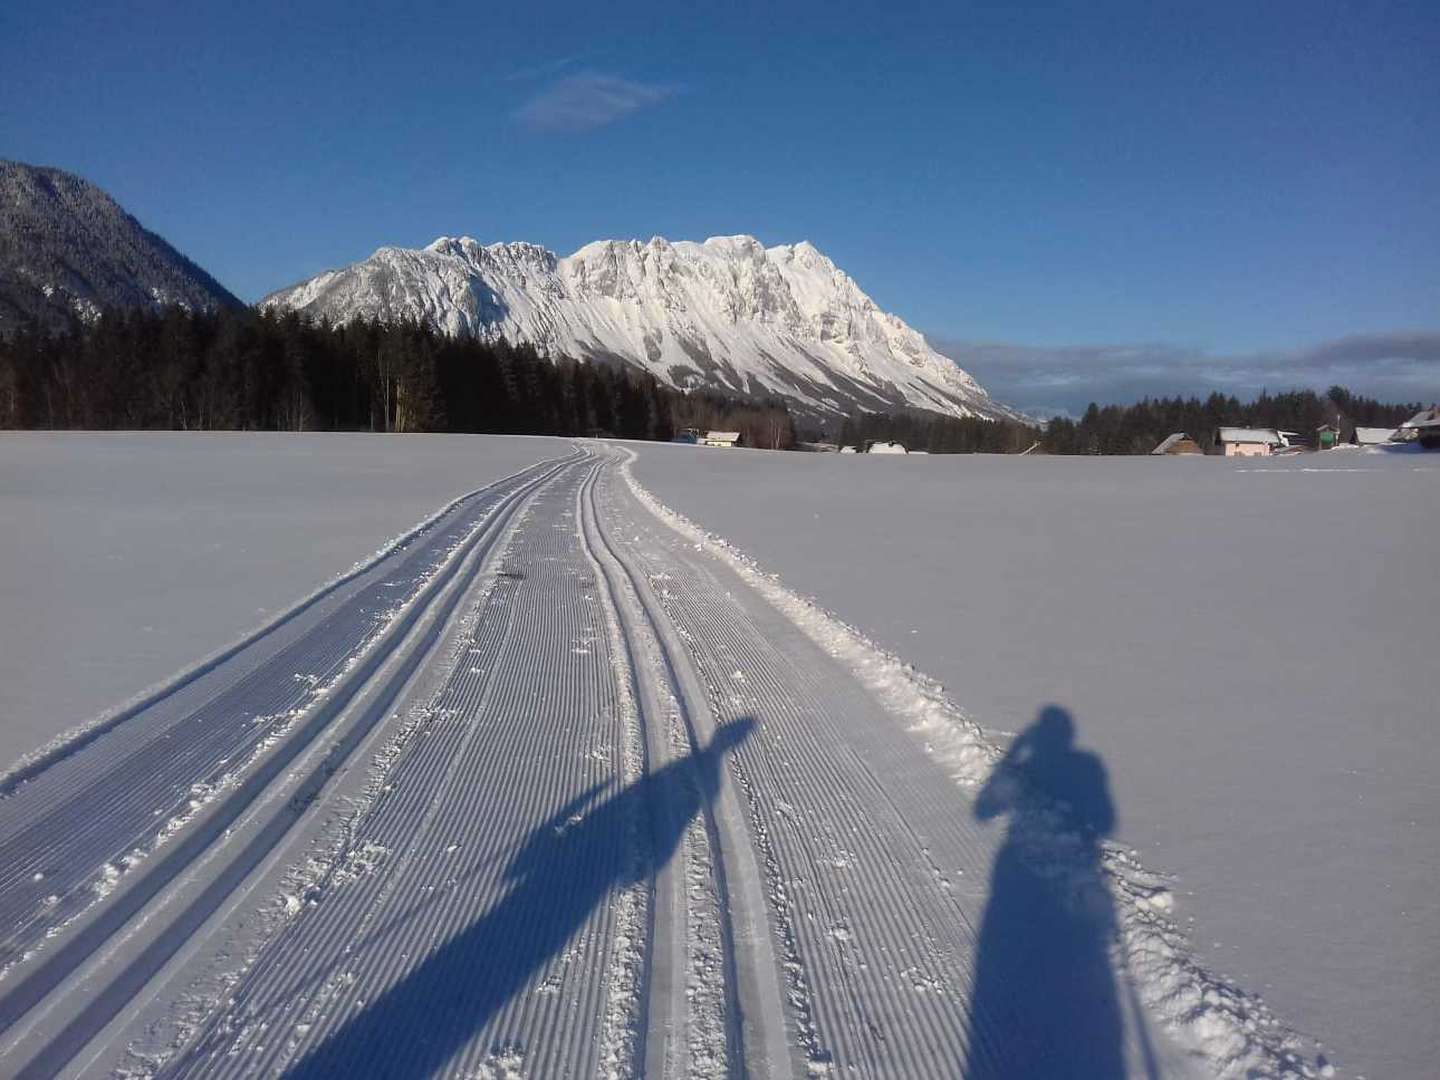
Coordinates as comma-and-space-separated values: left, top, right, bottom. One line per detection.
963, 705, 1137, 1079
285, 717, 754, 1079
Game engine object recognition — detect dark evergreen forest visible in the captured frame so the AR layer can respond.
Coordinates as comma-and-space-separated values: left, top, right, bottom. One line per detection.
843, 387, 1423, 455
836, 410, 1041, 453
1, 306, 1424, 456
1039, 389, 1420, 454
0, 307, 797, 448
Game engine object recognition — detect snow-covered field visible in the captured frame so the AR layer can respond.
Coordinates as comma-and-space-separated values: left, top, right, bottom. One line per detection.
0, 432, 573, 768
629, 441, 1440, 1080
0, 430, 1429, 1078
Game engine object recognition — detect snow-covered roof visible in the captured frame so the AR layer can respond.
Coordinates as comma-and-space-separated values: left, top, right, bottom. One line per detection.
1151, 433, 1200, 454
1400, 407, 1440, 429
704, 431, 740, 441
1354, 427, 1398, 444
1216, 427, 1279, 445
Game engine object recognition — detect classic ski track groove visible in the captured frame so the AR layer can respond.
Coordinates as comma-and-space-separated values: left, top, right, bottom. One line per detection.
579, 462, 794, 1080
176, 457, 623, 1078
0, 443, 1187, 1079
594, 454, 1022, 1077
0, 452, 579, 1075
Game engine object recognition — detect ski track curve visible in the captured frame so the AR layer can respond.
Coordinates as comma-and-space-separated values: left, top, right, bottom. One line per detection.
0, 441, 1300, 1079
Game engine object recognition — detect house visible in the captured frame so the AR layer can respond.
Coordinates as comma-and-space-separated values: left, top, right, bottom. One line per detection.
703, 430, 742, 448
1215, 427, 1281, 457
865, 440, 908, 454
839, 445, 859, 454
1397, 406, 1440, 448
1151, 433, 1203, 456
1353, 426, 1398, 446
1315, 424, 1340, 450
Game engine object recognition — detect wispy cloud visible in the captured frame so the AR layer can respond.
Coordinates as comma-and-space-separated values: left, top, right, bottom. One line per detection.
514, 72, 675, 134
931, 332, 1440, 415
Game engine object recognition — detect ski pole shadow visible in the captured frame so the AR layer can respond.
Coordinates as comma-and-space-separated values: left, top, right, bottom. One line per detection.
286, 717, 755, 1079
964, 705, 1152, 1080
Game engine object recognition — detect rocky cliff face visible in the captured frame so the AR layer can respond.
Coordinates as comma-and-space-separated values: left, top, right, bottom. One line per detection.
264, 234, 1013, 421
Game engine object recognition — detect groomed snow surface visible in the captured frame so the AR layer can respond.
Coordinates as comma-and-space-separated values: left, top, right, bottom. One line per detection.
1, 433, 1427, 1078
0, 432, 573, 771
628, 441, 1440, 1080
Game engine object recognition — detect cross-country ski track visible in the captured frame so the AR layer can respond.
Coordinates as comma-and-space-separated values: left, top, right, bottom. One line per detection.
0, 443, 1312, 1079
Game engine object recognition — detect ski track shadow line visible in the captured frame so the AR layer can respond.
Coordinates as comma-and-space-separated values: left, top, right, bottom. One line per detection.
283, 717, 755, 1078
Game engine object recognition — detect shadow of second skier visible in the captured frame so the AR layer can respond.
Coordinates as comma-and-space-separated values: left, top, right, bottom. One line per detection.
286, 717, 754, 1079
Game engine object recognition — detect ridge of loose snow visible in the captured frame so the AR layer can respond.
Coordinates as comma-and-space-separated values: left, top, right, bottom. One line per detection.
614, 447, 1329, 1080
262, 234, 1014, 421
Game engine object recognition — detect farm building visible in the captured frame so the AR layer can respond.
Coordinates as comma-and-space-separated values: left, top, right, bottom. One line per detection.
839, 445, 859, 454
1353, 427, 1398, 446
1151, 433, 1203, 456
1215, 427, 1281, 457
1396, 406, 1440, 448
703, 431, 742, 448
865, 441, 908, 455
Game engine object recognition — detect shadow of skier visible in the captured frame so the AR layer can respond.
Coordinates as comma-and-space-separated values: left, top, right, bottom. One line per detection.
964, 705, 1130, 1079
286, 717, 755, 1079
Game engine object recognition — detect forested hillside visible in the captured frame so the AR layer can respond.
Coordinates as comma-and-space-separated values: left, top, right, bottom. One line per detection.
0, 162, 241, 335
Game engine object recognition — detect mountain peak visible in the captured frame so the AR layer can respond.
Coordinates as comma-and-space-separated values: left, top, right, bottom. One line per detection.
262, 233, 1016, 422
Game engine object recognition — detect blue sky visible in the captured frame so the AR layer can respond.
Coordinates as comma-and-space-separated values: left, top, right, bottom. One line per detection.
2, 1, 1436, 411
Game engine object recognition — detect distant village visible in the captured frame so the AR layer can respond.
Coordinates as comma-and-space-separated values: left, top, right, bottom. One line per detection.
673, 428, 921, 453
1156, 404, 1440, 457
672, 404, 1440, 456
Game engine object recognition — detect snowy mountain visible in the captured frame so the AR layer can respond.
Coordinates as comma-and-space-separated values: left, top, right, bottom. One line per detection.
263, 235, 1015, 421
0, 161, 242, 336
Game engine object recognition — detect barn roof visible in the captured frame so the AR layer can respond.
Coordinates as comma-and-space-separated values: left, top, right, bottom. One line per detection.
1216, 427, 1279, 444
1354, 427, 1397, 444
1151, 433, 1196, 454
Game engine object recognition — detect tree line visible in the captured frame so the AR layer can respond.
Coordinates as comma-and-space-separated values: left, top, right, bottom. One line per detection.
836, 410, 1041, 453
0, 306, 796, 447
840, 388, 1423, 455
1039, 388, 1421, 455
1, 308, 1421, 456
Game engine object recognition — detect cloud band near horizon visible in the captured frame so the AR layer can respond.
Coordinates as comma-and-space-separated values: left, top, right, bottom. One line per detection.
932, 331, 1440, 418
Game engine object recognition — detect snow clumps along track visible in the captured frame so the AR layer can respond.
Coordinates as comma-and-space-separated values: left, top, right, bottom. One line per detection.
0, 441, 1327, 1078
615, 445, 1331, 1080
